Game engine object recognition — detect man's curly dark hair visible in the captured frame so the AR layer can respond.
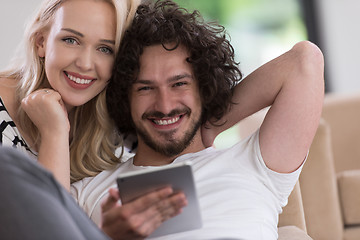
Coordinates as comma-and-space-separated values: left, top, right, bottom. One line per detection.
107, 0, 242, 136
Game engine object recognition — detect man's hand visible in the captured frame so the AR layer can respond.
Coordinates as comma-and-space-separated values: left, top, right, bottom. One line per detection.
100, 187, 187, 240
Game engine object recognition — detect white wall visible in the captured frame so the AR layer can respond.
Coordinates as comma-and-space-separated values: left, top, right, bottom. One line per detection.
0, 1, 43, 70
317, 0, 360, 93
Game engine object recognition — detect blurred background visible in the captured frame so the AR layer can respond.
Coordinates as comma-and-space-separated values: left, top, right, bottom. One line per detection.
175, 0, 307, 84
1, 0, 359, 147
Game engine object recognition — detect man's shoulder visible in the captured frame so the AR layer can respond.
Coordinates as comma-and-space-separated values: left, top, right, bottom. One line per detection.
178, 130, 260, 163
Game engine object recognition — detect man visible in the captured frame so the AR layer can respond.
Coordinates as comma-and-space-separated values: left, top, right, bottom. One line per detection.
72, 0, 324, 239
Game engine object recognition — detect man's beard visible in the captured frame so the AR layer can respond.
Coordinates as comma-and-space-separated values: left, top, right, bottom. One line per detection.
135, 108, 202, 157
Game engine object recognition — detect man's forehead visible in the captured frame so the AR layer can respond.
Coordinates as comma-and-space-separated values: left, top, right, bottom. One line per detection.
140, 43, 190, 58
137, 44, 192, 81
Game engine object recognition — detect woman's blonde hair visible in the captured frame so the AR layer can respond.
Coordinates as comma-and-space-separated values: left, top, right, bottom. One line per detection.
1, 0, 140, 182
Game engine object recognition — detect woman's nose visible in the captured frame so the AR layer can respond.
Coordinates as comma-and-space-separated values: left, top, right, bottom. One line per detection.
75, 47, 94, 71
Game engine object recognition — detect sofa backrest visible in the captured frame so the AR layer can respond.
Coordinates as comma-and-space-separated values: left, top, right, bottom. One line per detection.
322, 92, 360, 173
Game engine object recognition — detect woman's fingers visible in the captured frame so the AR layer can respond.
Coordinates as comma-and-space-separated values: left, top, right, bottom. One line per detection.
21, 88, 70, 134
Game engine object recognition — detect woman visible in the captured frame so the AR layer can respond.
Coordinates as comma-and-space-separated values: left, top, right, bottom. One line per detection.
0, 0, 139, 189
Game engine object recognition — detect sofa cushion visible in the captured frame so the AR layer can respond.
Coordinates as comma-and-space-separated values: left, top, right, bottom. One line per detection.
338, 170, 360, 225
344, 226, 360, 240
278, 226, 313, 240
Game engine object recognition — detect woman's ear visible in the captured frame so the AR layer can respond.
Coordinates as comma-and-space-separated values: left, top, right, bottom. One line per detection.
35, 32, 46, 58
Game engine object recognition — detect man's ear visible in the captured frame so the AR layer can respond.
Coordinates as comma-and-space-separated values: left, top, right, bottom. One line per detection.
35, 32, 46, 58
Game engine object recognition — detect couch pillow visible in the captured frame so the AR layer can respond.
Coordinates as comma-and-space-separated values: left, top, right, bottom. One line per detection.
337, 170, 360, 225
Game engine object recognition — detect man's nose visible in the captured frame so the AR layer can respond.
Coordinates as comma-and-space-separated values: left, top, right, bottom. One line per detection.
154, 89, 175, 114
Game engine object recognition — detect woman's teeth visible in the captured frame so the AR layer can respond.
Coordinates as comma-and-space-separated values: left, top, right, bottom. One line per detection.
67, 73, 92, 84
154, 116, 180, 126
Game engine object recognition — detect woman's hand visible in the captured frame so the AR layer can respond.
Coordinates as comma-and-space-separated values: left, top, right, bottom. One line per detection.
21, 88, 71, 190
100, 187, 187, 240
21, 88, 70, 136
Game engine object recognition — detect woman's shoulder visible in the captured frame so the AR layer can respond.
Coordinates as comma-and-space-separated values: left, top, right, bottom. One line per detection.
0, 77, 18, 115
0, 76, 17, 89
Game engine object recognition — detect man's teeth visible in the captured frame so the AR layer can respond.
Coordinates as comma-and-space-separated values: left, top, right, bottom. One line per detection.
154, 116, 180, 126
67, 74, 92, 84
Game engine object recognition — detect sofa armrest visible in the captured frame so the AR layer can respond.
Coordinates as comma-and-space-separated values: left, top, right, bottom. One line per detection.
278, 182, 307, 231
278, 226, 313, 240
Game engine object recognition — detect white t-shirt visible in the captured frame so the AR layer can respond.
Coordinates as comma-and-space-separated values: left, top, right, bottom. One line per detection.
71, 130, 303, 240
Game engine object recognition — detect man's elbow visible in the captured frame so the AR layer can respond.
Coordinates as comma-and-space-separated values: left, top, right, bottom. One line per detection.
293, 40, 324, 74
292, 41, 325, 93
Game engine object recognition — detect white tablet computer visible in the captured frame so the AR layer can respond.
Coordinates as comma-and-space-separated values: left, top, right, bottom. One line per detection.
116, 161, 202, 237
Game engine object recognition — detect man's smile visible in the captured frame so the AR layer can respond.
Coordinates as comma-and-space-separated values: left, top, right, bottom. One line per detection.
152, 116, 181, 126
143, 108, 191, 129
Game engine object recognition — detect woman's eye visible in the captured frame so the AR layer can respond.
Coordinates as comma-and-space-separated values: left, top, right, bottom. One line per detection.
62, 38, 78, 45
99, 46, 114, 55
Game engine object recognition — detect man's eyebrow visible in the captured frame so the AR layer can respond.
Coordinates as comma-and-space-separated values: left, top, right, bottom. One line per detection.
135, 74, 193, 84
170, 73, 193, 82
100, 39, 115, 45
61, 28, 115, 45
133, 79, 152, 85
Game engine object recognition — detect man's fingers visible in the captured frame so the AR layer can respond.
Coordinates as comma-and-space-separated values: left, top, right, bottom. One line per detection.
101, 188, 120, 213
145, 191, 187, 222
101, 187, 187, 239
127, 187, 174, 212
125, 191, 188, 236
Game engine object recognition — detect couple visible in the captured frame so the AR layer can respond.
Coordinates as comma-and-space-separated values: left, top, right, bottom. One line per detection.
0, 0, 324, 239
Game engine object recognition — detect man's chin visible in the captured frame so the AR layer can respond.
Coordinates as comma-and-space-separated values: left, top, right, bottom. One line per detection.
146, 138, 187, 157
158, 146, 187, 157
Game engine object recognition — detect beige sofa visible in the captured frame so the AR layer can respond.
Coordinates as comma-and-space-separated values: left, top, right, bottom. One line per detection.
300, 92, 360, 240
237, 91, 360, 240
278, 181, 312, 239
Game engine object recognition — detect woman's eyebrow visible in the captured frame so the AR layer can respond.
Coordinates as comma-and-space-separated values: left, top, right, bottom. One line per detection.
62, 28, 83, 37
61, 28, 115, 45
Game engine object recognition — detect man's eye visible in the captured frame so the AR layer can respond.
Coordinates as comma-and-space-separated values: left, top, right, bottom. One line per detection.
138, 86, 152, 91
99, 46, 114, 55
174, 82, 186, 87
